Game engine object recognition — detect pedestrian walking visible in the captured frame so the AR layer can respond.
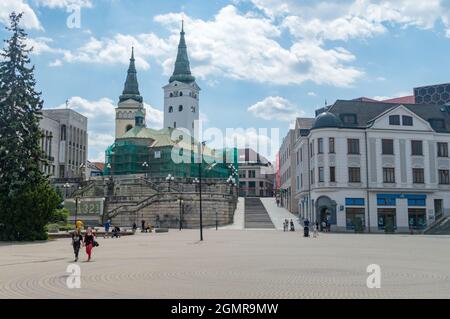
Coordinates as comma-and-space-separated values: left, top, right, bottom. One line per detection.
290, 219, 295, 232
132, 222, 137, 232
71, 228, 83, 262
313, 224, 319, 238
304, 219, 310, 238
75, 219, 84, 231
141, 219, 146, 233
84, 227, 96, 262
104, 219, 111, 238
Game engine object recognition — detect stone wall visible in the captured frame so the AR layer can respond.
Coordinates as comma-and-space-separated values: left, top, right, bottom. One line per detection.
75, 175, 237, 228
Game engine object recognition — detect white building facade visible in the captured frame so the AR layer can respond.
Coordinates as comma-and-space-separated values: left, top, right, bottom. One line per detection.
40, 109, 88, 180
295, 100, 450, 233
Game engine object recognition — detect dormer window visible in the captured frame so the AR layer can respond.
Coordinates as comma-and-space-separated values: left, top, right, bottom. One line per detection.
341, 114, 357, 125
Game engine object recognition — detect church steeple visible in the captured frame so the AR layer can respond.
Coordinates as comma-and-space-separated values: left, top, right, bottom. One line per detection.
120, 47, 143, 103
169, 21, 196, 84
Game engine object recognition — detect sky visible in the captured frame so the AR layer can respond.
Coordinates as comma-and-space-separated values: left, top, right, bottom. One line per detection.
1, 0, 450, 162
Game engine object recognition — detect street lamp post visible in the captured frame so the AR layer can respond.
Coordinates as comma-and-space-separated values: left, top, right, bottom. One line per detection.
63, 182, 71, 199
166, 174, 175, 192
179, 198, 184, 231
142, 162, 149, 179
192, 177, 202, 240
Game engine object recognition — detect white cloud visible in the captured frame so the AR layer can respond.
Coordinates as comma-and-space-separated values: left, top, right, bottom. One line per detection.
47, 97, 163, 162
248, 96, 304, 122
49, 59, 62, 67
35, 0, 93, 9
40, 5, 363, 87
0, 0, 42, 30
307, 92, 317, 97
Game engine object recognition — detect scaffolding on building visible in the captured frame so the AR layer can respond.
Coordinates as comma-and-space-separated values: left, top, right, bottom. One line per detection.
104, 140, 239, 180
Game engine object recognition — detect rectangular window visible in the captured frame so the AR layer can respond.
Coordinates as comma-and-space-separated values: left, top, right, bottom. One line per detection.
383, 168, 396, 183
437, 142, 449, 158
330, 166, 336, 183
408, 208, 427, 230
249, 170, 256, 178
348, 167, 361, 183
402, 115, 413, 126
300, 147, 303, 162
318, 138, 324, 154
389, 115, 400, 125
412, 168, 425, 184
378, 208, 397, 231
318, 167, 324, 183
311, 169, 315, 185
347, 139, 360, 154
329, 138, 335, 154
382, 139, 394, 155
411, 140, 423, 156
439, 170, 450, 185
154, 151, 161, 159
346, 208, 366, 231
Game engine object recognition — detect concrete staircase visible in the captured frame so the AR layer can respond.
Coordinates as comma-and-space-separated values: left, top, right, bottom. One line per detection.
245, 198, 275, 229
424, 216, 450, 235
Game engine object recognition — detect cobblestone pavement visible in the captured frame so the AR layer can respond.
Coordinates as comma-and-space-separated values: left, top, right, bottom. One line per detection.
0, 230, 449, 299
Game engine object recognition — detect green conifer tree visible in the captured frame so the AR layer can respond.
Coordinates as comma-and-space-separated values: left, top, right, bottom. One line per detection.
0, 12, 60, 241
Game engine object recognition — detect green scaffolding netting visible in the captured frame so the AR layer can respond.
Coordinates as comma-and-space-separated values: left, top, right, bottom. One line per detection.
104, 140, 238, 180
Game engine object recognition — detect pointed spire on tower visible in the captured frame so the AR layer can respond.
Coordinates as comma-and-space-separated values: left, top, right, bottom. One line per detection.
169, 21, 195, 84
119, 46, 143, 103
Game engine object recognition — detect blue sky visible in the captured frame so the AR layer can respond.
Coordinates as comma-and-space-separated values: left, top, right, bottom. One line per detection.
1, 0, 450, 161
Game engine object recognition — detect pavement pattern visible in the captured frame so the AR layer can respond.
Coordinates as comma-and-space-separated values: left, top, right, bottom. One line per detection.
0, 230, 449, 299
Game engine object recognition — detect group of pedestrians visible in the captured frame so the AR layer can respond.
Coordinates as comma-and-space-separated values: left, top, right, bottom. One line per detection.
283, 219, 295, 232
71, 226, 98, 262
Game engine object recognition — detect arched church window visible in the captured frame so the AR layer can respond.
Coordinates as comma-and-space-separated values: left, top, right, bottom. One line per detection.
180, 92, 183, 97
169, 106, 173, 113
179, 105, 183, 112
170, 93, 173, 98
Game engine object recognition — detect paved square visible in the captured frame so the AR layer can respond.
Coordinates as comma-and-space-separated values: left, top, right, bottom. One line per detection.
0, 230, 449, 299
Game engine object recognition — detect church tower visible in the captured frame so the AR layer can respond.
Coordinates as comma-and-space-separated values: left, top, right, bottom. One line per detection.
115, 47, 146, 139
163, 22, 200, 136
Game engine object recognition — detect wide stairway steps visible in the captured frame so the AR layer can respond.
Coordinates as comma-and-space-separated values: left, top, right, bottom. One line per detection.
244, 198, 275, 229
424, 217, 450, 235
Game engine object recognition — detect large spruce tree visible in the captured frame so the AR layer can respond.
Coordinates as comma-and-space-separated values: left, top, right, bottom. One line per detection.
0, 12, 60, 241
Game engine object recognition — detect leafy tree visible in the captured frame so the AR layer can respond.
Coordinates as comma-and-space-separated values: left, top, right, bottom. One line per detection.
0, 12, 60, 241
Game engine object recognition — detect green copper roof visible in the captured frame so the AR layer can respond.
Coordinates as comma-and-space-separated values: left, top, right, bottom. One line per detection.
169, 22, 196, 84
120, 47, 143, 103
